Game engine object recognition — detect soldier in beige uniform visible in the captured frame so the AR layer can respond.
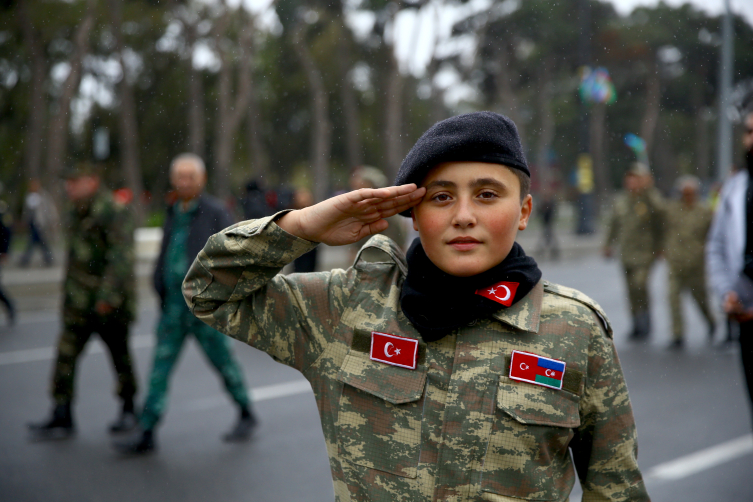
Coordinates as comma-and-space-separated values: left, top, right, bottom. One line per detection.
184, 113, 649, 501
604, 163, 664, 339
663, 175, 715, 349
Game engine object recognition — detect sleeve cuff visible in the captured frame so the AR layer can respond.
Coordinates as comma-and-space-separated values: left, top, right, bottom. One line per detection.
224, 210, 319, 266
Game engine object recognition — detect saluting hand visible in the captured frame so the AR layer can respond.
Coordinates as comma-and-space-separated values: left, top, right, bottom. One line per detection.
276, 184, 426, 246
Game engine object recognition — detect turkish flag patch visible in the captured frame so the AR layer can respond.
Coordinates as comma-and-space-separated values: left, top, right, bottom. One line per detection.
509, 350, 566, 390
370, 332, 419, 370
475, 281, 519, 307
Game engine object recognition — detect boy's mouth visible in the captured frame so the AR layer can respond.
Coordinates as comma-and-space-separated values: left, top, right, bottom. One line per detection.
448, 237, 481, 251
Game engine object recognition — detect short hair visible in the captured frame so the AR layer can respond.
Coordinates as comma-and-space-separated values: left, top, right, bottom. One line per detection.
354, 166, 388, 189
170, 153, 206, 176
675, 174, 700, 192
508, 167, 531, 203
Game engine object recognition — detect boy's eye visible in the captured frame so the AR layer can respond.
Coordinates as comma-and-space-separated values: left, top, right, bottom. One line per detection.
478, 191, 498, 199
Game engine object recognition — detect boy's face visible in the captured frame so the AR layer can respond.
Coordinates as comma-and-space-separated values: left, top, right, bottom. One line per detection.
412, 161, 532, 277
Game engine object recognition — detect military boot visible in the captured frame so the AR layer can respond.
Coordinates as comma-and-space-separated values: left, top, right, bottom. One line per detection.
113, 428, 156, 455
109, 399, 138, 434
222, 407, 258, 443
629, 312, 650, 341
109, 411, 138, 434
28, 403, 75, 440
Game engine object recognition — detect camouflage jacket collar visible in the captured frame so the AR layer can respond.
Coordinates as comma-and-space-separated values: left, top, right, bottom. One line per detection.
491, 280, 543, 333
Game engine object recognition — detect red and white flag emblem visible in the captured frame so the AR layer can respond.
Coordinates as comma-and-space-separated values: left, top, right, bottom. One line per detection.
475, 281, 519, 307
370, 332, 419, 370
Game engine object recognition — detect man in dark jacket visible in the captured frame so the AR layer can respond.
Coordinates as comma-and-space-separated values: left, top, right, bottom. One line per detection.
116, 154, 256, 454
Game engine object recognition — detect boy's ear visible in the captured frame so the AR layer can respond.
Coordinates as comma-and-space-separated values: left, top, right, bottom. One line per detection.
411, 208, 419, 231
518, 194, 533, 231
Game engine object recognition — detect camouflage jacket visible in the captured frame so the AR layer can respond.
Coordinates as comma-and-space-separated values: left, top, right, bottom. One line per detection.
663, 201, 712, 270
184, 214, 649, 502
605, 188, 665, 268
63, 189, 135, 325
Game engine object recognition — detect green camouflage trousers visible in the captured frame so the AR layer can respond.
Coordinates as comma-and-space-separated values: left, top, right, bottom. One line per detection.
52, 317, 137, 405
668, 263, 714, 340
139, 294, 250, 430
622, 264, 652, 316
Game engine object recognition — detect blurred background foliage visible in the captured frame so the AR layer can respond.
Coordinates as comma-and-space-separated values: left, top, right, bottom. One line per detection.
0, 0, 752, 224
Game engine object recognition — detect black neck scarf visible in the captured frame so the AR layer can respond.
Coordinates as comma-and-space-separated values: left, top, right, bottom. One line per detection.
400, 238, 542, 342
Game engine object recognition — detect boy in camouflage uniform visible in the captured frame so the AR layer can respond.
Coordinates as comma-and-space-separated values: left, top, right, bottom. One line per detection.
604, 163, 665, 340
184, 113, 649, 501
663, 175, 715, 349
29, 164, 138, 439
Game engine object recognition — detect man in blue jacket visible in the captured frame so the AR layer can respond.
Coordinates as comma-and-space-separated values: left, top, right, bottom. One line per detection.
115, 153, 256, 453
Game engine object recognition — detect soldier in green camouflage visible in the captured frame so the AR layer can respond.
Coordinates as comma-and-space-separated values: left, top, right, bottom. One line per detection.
604, 163, 665, 340
28, 164, 138, 439
663, 175, 715, 349
184, 113, 649, 501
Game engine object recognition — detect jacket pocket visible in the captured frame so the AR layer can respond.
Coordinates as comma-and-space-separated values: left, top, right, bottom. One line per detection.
335, 350, 427, 478
481, 376, 581, 500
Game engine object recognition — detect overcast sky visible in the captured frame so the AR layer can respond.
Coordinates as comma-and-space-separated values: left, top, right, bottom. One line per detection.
608, 0, 753, 25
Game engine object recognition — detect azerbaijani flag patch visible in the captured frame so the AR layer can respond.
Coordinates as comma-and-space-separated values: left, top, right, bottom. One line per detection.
509, 350, 566, 390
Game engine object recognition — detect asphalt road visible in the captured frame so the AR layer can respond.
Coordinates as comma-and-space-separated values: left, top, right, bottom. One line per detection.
0, 256, 751, 502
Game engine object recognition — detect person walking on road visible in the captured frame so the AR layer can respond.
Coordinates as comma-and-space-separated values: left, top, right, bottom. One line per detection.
706, 106, 753, 431
19, 179, 57, 268
536, 186, 559, 261
183, 113, 649, 501
0, 185, 16, 326
603, 163, 665, 340
28, 163, 138, 439
115, 154, 256, 454
663, 175, 715, 349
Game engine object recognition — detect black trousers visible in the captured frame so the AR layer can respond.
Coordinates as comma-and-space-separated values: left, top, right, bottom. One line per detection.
738, 321, 753, 430
52, 318, 137, 405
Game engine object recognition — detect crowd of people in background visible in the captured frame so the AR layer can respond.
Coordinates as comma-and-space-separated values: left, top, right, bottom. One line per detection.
0, 115, 751, 447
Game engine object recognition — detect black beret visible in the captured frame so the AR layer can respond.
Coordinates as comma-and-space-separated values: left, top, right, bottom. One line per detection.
395, 111, 529, 201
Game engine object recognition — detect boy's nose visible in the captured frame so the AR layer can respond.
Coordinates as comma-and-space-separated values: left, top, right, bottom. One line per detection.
452, 198, 476, 228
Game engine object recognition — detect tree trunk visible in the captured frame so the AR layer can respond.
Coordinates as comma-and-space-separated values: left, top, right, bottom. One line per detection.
337, 38, 362, 169
495, 44, 525, 142
535, 59, 555, 190
691, 78, 710, 179
20, 1, 46, 183
187, 69, 205, 158
185, 23, 205, 158
110, 0, 145, 225
293, 21, 331, 203
383, 52, 403, 181
589, 102, 607, 201
653, 116, 674, 192
45, 4, 94, 203
246, 82, 268, 183
213, 12, 254, 202
640, 56, 661, 162
427, 58, 446, 125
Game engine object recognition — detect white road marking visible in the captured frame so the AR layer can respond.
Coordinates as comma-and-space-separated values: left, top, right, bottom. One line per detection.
0, 334, 154, 366
184, 380, 313, 411
647, 433, 753, 480
5, 333, 751, 480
